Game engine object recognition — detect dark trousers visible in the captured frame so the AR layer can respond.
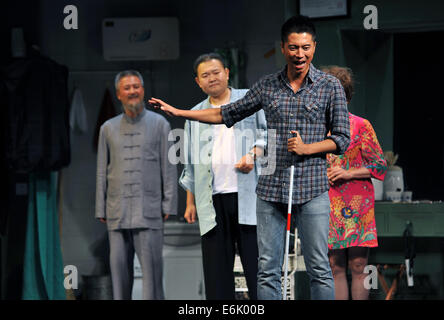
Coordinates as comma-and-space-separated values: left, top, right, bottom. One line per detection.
201, 192, 258, 300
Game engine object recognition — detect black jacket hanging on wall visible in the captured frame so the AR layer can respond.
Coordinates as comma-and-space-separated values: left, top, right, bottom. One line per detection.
2, 52, 70, 173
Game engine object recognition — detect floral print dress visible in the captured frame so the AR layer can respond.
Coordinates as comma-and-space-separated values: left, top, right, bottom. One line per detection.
327, 113, 387, 249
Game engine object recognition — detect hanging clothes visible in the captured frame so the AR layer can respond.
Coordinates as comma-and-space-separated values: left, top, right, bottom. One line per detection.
69, 87, 88, 133
93, 88, 117, 152
2, 49, 71, 173
22, 171, 66, 300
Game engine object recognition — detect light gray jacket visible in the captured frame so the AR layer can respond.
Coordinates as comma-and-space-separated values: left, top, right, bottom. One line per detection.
95, 108, 177, 230
179, 89, 267, 236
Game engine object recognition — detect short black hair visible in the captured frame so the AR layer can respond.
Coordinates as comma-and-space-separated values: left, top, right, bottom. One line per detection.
281, 15, 316, 43
193, 52, 227, 76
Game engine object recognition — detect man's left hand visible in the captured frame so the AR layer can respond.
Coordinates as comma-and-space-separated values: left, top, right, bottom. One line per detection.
163, 213, 170, 221
287, 130, 309, 155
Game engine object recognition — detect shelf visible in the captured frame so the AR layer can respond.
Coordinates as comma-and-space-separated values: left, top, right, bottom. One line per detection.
375, 202, 444, 237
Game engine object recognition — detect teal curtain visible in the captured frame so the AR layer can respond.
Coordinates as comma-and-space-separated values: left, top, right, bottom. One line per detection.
22, 171, 66, 300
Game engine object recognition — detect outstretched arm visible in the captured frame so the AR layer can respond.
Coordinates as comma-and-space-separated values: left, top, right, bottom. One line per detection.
149, 97, 223, 124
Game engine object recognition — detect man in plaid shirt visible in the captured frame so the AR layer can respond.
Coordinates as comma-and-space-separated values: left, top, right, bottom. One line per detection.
150, 15, 350, 300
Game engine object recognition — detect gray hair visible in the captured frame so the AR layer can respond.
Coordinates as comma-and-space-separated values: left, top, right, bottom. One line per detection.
114, 70, 144, 90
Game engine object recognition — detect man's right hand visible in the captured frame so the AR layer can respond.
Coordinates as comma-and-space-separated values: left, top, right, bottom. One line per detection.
99, 218, 106, 224
148, 97, 223, 124
184, 204, 197, 224
148, 98, 181, 117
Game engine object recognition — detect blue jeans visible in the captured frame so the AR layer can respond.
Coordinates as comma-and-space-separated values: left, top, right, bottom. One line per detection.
256, 191, 335, 300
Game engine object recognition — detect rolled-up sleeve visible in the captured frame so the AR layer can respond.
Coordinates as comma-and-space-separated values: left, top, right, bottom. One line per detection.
361, 119, 387, 180
221, 81, 263, 128
326, 78, 350, 155
253, 109, 267, 150
160, 120, 178, 215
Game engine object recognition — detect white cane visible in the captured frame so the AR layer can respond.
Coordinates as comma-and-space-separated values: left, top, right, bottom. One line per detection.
283, 133, 296, 300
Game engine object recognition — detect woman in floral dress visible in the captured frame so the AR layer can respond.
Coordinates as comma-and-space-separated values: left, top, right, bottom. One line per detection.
321, 66, 387, 300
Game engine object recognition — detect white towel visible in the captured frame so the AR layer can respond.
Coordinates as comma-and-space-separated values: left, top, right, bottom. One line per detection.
69, 87, 88, 133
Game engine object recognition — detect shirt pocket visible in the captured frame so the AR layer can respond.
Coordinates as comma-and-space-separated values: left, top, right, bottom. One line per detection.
142, 192, 161, 218
303, 99, 321, 122
264, 98, 282, 123
105, 192, 122, 221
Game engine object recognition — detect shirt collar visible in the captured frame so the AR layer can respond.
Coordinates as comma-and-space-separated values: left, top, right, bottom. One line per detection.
280, 63, 321, 88
123, 107, 146, 124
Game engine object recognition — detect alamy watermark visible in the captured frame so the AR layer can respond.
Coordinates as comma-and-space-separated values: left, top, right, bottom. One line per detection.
363, 5, 378, 30
363, 264, 378, 290
63, 5, 78, 30
167, 127, 278, 175
64, 265, 78, 290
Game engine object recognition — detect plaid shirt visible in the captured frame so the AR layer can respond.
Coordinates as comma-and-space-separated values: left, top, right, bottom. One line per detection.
221, 64, 350, 204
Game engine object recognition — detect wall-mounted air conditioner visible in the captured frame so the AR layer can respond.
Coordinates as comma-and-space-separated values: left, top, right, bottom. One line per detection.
102, 17, 179, 61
